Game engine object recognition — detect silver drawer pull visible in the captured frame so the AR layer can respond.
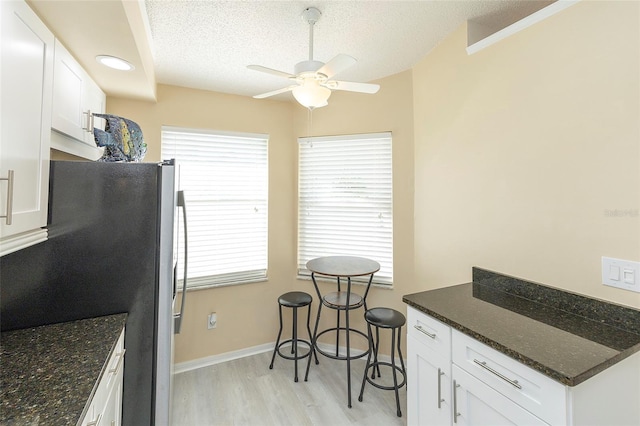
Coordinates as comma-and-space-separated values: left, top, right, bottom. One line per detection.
0, 170, 14, 225
453, 380, 460, 423
437, 368, 445, 408
473, 359, 522, 389
109, 349, 126, 374
414, 324, 436, 339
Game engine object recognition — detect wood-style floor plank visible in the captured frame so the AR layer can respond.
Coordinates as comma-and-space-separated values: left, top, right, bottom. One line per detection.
171, 350, 407, 426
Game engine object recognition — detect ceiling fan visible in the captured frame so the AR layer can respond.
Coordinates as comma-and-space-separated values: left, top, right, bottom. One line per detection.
248, 7, 380, 109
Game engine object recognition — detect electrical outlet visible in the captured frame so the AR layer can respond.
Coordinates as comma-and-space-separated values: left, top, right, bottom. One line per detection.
602, 257, 640, 293
207, 313, 217, 329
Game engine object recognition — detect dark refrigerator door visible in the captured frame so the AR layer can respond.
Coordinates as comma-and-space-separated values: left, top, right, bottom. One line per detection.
0, 160, 175, 426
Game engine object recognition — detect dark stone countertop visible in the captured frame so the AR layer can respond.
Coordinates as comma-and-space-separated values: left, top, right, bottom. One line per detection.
403, 268, 640, 386
0, 313, 127, 426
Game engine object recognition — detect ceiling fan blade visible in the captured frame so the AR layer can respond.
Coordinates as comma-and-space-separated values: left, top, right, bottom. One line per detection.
325, 80, 380, 94
253, 86, 296, 99
316, 54, 356, 79
247, 65, 295, 79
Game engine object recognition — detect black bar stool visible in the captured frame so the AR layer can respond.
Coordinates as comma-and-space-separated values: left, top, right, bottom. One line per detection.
269, 291, 317, 382
358, 307, 407, 417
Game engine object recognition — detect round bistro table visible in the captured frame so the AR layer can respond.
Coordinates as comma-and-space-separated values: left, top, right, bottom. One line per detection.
303, 255, 380, 408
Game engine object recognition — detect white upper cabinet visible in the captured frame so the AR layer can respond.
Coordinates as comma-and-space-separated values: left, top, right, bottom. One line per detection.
52, 39, 106, 147
0, 0, 54, 254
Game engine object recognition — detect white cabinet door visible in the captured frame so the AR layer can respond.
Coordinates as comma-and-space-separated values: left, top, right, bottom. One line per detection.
452, 365, 548, 426
101, 354, 124, 426
52, 39, 86, 142
407, 334, 451, 426
52, 39, 105, 146
0, 0, 53, 250
79, 328, 125, 426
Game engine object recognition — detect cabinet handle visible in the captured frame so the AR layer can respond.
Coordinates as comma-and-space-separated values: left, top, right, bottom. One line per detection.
437, 368, 445, 408
414, 324, 436, 339
83, 110, 95, 132
473, 359, 522, 389
87, 413, 101, 426
109, 348, 126, 374
89, 111, 95, 132
82, 110, 90, 131
0, 170, 14, 225
453, 380, 460, 423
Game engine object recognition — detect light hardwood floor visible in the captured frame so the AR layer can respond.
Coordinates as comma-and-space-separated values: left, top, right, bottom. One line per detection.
171, 349, 407, 426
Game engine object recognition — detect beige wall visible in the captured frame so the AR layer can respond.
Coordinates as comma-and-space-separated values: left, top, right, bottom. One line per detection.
108, 85, 298, 362
107, 71, 414, 362
413, 1, 640, 308
104, 0, 639, 364
292, 70, 415, 353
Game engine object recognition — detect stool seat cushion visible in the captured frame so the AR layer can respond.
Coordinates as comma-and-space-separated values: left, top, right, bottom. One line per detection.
365, 307, 406, 328
323, 291, 364, 309
279, 291, 313, 307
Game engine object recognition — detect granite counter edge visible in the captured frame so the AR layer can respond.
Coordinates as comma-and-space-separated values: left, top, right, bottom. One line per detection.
76, 314, 127, 426
402, 296, 640, 387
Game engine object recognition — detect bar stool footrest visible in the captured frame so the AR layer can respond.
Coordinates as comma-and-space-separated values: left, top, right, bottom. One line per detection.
363, 362, 406, 390
315, 327, 370, 361
275, 339, 313, 361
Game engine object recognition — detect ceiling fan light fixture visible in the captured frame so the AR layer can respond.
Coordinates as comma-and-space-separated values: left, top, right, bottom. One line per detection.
248, 6, 379, 107
292, 80, 331, 109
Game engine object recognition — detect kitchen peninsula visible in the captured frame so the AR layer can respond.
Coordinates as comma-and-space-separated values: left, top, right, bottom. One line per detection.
403, 268, 640, 425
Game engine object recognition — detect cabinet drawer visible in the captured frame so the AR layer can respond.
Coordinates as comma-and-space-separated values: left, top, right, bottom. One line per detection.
453, 365, 549, 426
452, 329, 566, 425
407, 306, 451, 359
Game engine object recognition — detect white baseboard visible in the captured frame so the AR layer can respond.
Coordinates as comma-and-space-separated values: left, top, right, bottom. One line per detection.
174, 343, 273, 374
174, 341, 402, 375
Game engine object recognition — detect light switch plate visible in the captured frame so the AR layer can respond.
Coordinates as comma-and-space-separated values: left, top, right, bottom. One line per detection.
602, 257, 640, 293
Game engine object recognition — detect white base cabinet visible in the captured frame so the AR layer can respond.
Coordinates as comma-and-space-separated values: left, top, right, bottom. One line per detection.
0, 0, 53, 254
80, 328, 125, 426
406, 306, 640, 426
407, 306, 453, 426
407, 335, 451, 426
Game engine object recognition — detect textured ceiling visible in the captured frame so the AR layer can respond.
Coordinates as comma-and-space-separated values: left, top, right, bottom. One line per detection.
145, 0, 553, 100
27, 1, 555, 102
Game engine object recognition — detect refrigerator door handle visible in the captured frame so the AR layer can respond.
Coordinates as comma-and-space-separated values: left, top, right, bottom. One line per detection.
173, 190, 188, 334
173, 261, 178, 300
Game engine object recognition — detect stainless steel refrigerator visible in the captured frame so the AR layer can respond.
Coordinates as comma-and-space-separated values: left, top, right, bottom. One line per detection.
0, 159, 187, 426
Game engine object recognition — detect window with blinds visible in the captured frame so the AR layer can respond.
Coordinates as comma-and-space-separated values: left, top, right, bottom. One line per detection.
297, 132, 393, 285
162, 127, 268, 289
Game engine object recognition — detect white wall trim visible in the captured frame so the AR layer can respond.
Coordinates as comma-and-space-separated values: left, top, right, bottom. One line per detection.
466, 0, 580, 55
174, 343, 273, 374
174, 342, 401, 375
0, 228, 48, 257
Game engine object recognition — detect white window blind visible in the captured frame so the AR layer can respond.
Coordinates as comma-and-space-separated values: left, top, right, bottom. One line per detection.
162, 127, 268, 289
298, 132, 393, 285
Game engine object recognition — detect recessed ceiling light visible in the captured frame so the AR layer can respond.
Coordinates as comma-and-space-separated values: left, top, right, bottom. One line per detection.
96, 55, 135, 71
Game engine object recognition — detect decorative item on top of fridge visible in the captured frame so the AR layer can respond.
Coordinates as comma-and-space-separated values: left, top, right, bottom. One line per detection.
93, 113, 147, 162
